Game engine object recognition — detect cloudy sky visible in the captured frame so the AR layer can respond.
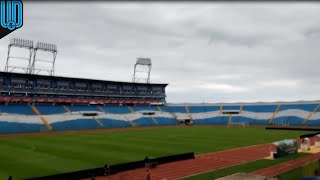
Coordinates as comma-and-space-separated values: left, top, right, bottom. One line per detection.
0, 2, 320, 103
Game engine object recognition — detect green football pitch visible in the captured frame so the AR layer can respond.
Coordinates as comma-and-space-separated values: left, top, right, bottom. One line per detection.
0, 126, 314, 179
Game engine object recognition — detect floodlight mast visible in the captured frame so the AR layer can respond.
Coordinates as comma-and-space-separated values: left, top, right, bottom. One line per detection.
4, 38, 34, 73
132, 57, 152, 83
29, 42, 57, 76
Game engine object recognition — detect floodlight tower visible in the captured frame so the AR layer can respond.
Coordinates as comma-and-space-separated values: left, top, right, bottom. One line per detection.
30, 41, 57, 76
132, 57, 152, 83
5, 38, 34, 73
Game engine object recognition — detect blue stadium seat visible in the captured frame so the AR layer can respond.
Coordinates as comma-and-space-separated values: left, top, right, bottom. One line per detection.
273, 116, 304, 126
159, 106, 170, 112
222, 105, 240, 110
306, 120, 320, 126
242, 105, 277, 112
104, 106, 131, 114
68, 105, 100, 112
132, 106, 158, 112
156, 117, 177, 126
231, 116, 249, 124
51, 119, 102, 131
233, 116, 269, 125
0, 121, 42, 134
188, 106, 219, 113
36, 104, 66, 115
99, 119, 132, 128
193, 117, 229, 125
0, 104, 35, 115
132, 117, 156, 126
167, 106, 186, 113
279, 104, 318, 112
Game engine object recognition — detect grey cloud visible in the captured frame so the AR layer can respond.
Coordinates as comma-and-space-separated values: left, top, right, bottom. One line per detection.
303, 26, 320, 38
1, 2, 320, 103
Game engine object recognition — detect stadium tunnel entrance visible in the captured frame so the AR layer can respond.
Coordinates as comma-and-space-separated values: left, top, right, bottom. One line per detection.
178, 118, 193, 126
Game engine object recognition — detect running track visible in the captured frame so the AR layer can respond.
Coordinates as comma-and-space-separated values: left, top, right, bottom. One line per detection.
84, 144, 274, 180
252, 152, 320, 178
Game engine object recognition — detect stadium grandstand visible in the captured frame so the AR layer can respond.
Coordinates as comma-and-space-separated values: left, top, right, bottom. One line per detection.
0, 38, 320, 134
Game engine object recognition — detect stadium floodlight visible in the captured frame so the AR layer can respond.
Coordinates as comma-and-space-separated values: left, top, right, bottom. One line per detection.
29, 41, 58, 76
136, 58, 152, 66
9, 38, 33, 48
4, 38, 34, 73
132, 57, 152, 83
36, 42, 57, 52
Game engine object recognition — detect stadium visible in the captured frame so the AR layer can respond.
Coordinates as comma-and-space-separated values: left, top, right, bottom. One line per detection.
0, 37, 320, 180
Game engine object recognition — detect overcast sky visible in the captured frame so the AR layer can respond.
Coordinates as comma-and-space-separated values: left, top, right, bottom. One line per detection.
0, 2, 320, 103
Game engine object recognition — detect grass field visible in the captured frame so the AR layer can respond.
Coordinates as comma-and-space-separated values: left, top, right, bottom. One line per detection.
0, 126, 315, 179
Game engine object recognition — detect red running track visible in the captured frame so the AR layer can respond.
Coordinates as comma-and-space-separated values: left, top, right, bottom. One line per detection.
84, 144, 274, 180
251, 152, 320, 178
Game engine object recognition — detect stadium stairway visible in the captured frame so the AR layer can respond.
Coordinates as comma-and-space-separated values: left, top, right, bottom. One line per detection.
165, 107, 178, 120
169, 111, 178, 119
30, 104, 41, 115
92, 117, 104, 127
40, 117, 53, 131
63, 105, 71, 114
303, 104, 320, 124
228, 114, 232, 125
127, 106, 135, 113
220, 104, 223, 113
157, 106, 163, 113
30, 104, 53, 131
150, 116, 158, 124
97, 106, 107, 113
185, 105, 193, 121
269, 104, 281, 124
122, 115, 136, 126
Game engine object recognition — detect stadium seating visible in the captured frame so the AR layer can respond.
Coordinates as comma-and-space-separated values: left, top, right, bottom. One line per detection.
193, 117, 229, 125
188, 106, 219, 113
166, 106, 186, 113
0, 104, 35, 115
159, 106, 170, 112
305, 120, 320, 126
279, 104, 318, 111
156, 117, 177, 126
231, 116, 249, 124
0, 102, 319, 134
68, 105, 100, 112
51, 119, 102, 131
233, 116, 269, 125
222, 105, 240, 111
273, 116, 304, 126
104, 106, 131, 114
0, 121, 42, 133
132, 106, 158, 112
36, 104, 67, 115
242, 105, 277, 112
132, 117, 156, 126
99, 119, 132, 128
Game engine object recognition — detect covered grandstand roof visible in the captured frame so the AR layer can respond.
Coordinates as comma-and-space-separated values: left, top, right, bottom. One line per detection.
0, 71, 168, 86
